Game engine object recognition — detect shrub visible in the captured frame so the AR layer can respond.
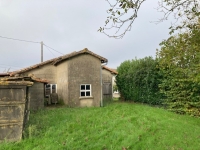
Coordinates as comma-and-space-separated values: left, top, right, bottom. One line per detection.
157, 28, 200, 116
116, 57, 163, 105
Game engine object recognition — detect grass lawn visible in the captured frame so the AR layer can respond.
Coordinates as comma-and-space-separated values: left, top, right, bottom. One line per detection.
1, 102, 200, 150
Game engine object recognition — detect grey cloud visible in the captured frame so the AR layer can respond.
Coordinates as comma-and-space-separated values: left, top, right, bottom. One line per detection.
0, 0, 173, 72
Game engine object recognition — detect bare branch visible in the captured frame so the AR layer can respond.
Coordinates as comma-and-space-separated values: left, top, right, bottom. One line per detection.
99, 0, 200, 38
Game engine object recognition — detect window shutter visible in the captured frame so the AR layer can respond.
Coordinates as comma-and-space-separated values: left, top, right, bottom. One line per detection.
103, 82, 111, 95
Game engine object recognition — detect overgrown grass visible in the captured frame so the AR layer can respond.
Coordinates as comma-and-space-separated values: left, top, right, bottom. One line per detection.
1, 103, 200, 150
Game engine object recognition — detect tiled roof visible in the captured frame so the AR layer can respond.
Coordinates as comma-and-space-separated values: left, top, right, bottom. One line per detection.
0, 73, 10, 77
102, 66, 118, 75
10, 48, 108, 76
0, 76, 49, 83
31, 77, 48, 83
53, 48, 107, 65
0, 81, 34, 86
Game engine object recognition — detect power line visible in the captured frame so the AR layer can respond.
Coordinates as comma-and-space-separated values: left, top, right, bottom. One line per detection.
44, 45, 56, 57
0, 64, 22, 68
0, 35, 40, 44
44, 44, 64, 55
0, 35, 64, 57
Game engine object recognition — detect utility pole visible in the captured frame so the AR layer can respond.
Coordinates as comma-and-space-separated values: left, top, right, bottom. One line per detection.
41, 41, 43, 62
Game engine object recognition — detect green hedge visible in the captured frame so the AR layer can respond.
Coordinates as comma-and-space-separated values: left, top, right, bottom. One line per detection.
116, 28, 200, 116
116, 57, 163, 105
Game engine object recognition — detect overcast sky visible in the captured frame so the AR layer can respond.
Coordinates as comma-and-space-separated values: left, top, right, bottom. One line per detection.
0, 0, 173, 73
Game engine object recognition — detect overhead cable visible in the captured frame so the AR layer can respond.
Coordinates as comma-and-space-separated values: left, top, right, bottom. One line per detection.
44, 45, 56, 57
43, 44, 64, 55
0, 35, 40, 43
0, 35, 64, 55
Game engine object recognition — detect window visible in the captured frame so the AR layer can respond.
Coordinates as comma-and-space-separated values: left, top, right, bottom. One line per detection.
45, 84, 57, 97
52, 85, 56, 93
80, 84, 91, 97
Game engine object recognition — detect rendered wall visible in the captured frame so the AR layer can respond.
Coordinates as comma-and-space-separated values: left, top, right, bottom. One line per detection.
20, 64, 57, 83
56, 61, 69, 104
68, 54, 101, 107
28, 82, 44, 110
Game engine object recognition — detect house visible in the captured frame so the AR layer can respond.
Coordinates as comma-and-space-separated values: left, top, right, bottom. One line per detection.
8, 48, 117, 108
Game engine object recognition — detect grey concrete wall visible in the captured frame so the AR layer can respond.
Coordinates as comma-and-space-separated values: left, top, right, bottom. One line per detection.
56, 61, 69, 104
0, 85, 27, 142
21, 64, 57, 83
28, 82, 44, 110
68, 54, 101, 107
102, 69, 113, 83
20, 64, 57, 108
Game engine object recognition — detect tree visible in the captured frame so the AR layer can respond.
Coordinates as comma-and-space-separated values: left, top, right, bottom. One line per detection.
113, 84, 118, 92
99, 0, 200, 38
157, 26, 200, 116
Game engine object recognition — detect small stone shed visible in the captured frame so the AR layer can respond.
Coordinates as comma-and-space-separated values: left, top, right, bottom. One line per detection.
0, 80, 33, 142
0, 74, 48, 142
0, 75, 48, 110
8, 48, 117, 107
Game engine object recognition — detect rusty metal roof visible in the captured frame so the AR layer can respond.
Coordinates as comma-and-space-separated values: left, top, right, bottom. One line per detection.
102, 66, 118, 75
10, 48, 108, 76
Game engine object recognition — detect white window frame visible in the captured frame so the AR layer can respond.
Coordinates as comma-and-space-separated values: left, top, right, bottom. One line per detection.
45, 84, 57, 97
80, 84, 91, 97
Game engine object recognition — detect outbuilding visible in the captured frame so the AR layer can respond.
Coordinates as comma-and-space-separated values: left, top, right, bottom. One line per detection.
9, 48, 117, 107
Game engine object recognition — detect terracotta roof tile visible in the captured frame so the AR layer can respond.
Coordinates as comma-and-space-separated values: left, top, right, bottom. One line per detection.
0, 76, 48, 83
0, 73, 10, 77
102, 66, 118, 75
10, 48, 108, 76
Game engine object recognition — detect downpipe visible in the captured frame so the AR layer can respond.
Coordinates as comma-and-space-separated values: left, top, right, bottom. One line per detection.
100, 62, 107, 107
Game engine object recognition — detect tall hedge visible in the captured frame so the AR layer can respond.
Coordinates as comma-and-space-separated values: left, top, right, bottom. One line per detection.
116, 57, 162, 105
157, 28, 200, 116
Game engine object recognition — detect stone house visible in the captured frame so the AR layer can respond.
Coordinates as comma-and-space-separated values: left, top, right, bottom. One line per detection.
9, 48, 117, 108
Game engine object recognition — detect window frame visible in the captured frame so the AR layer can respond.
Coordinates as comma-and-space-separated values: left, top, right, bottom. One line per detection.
45, 84, 57, 97
80, 84, 92, 97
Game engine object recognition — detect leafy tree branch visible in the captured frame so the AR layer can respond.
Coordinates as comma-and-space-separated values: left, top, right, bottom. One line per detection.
99, 0, 200, 38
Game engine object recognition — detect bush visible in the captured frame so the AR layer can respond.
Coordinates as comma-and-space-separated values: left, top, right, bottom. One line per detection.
116, 57, 163, 105
157, 28, 200, 116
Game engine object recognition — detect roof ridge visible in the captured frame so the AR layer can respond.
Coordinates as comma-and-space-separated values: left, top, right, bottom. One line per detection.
10, 48, 108, 76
